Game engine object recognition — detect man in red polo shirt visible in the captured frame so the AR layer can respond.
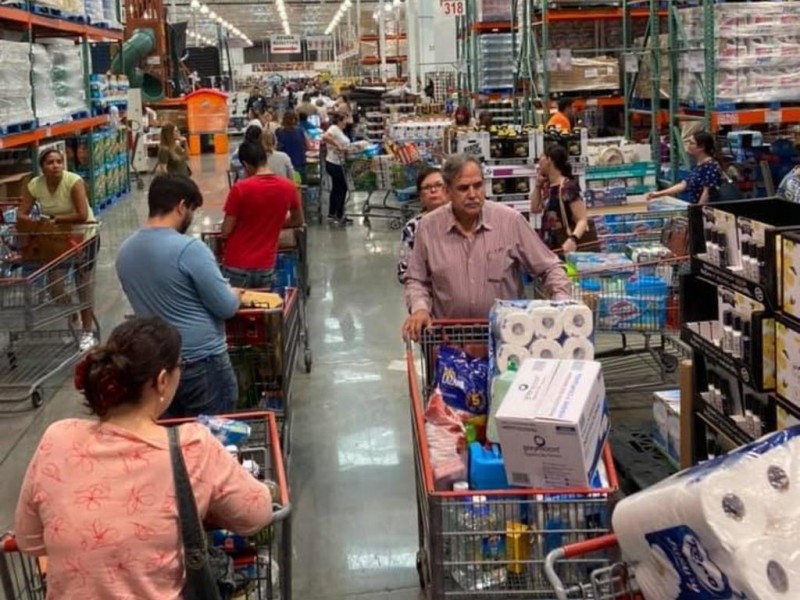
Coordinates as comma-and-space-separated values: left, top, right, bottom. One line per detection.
220, 141, 304, 288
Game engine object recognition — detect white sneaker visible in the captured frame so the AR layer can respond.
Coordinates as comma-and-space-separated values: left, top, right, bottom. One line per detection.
79, 332, 97, 352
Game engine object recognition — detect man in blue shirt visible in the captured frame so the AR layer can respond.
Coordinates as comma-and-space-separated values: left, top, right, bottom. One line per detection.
116, 174, 242, 417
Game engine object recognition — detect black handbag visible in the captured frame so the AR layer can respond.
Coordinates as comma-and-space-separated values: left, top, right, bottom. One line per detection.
168, 427, 233, 600
553, 181, 601, 252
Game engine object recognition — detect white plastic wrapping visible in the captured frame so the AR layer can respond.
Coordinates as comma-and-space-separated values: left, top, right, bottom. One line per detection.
612, 426, 800, 600
31, 44, 60, 123
0, 40, 34, 127
48, 42, 88, 116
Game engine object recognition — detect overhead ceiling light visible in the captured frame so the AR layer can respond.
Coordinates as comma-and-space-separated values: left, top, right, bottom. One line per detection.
208, 10, 216, 18
200, 5, 208, 13
190, 0, 200, 8
384, 3, 392, 11
393, 0, 401, 6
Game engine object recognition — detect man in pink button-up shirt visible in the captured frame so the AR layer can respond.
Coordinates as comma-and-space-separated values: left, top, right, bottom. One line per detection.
402, 154, 572, 341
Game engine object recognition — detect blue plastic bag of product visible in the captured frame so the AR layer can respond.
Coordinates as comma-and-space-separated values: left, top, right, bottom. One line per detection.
198, 415, 251, 446
434, 346, 489, 417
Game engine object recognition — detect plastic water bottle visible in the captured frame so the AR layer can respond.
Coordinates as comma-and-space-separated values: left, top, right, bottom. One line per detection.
451, 495, 507, 591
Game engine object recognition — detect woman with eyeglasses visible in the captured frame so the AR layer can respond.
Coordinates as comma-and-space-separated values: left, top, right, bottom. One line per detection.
396, 167, 449, 283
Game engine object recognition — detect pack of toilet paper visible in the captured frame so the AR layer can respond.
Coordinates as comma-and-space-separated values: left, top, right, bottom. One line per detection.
612, 425, 800, 600
489, 299, 595, 376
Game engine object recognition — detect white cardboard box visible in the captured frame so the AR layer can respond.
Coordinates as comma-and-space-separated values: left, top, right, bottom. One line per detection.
652, 389, 680, 463
496, 359, 609, 488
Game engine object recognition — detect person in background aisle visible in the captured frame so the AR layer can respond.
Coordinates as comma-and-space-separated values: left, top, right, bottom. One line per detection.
425, 79, 435, 100
778, 165, 800, 203
453, 105, 475, 128
14, 316, 273, 599
647, 131, 724, 204
299, 111, 316, 136
246, 106, 266, 130
229, 125, 263, 181
261, 130, 295, 180
275, 109, 309, 182
402, 154, 572, 341
156, 122, 190, 176
530, 144, 591, 254
335, 94, 354, 139
220, 141, 303, 290
246, 85, 268, 114
315, 99, 329, 127
322, 112, 355, 225
397, 167, 450, 283
546, 98, 575, 131
18, 148, 98, 351
116, 174, 242, 418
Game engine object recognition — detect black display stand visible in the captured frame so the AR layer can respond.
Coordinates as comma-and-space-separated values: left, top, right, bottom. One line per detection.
680, 198, 800, 463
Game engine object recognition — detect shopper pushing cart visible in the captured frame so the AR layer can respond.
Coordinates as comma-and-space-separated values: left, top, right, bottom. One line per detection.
9, 317, 291, 599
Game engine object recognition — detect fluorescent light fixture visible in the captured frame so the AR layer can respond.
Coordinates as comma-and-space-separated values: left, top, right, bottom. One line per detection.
200, 5, 208, 13
208, 10, 216, 18
384, 3, 392, 11
190, 0, 200, 8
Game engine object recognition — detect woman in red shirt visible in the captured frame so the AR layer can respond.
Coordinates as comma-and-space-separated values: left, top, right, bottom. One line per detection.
221, 142, 304, 289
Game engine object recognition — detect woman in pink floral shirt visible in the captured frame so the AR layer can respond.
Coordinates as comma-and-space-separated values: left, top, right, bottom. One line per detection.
14, 317, 273, 599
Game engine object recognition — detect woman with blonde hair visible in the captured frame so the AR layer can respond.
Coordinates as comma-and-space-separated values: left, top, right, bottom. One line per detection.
261, 129, 295, 181
155, 122, 190, 176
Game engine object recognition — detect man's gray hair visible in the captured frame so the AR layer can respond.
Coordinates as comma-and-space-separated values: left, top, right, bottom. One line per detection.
442, 154, 483, 187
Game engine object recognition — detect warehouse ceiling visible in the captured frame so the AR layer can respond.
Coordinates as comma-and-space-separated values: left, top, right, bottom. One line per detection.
167, 0, 402, 47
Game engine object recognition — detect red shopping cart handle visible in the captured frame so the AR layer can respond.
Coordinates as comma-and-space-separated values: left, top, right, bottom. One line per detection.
562, 533, 618, 559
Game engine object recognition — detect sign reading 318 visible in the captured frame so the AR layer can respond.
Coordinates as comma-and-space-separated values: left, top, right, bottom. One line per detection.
440, 0, 465, 16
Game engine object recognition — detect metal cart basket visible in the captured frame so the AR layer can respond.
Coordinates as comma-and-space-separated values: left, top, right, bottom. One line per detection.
0, 219, 102, 409
407, 321, 620, 599
545, 534, 643, 600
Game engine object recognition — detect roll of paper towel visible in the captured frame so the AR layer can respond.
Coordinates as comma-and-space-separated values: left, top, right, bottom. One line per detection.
634, 556, 682, 600
562, 336, 594, 360
734, 537, 800, 598
528, 306, 563, 340
528, 339, 562, 359
495, 309, 535, 347
496, 344, 530, 373
561, 304, 593, 338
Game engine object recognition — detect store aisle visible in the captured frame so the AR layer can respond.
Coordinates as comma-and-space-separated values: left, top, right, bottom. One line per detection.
0, 155, 425, 599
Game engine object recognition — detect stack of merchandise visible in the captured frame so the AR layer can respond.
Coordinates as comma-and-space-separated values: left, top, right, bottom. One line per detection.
31, 42, 89, 124
478, 34, 515, 91
65, 128, 129, 210
101, 0, 122, 28
0, 41, 36, 131
613, 426, 800, 600
48, 42, 89, 118
89, 74, 129, 114
84, 0, 104, 25
34, 0, 84, 17
31, 45, 61, 125
679, 3, 800, 105
584, 138, 656, 206
545, 57, 620, 95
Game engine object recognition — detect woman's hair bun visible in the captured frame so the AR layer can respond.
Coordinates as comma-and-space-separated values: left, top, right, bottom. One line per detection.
73, 317, 181, 417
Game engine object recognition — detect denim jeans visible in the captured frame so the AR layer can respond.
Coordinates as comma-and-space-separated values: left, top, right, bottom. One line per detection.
162, 352, 237, 418
223, 265, 275, 290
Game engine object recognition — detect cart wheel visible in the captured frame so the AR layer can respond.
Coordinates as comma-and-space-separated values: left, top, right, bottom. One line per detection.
659, 351, 679, 374
390, 218, 403, 231
31, 388, 43, 409
304, 350, 313, 373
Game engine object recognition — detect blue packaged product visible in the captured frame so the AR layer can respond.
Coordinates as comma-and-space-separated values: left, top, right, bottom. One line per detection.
434, 345, 489, 417
197, 415, 251, 446
469, 442, 509, 490
211, 529, 249, 551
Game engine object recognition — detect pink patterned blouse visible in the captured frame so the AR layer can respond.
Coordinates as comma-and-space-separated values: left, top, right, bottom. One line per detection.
14, 419, 273, 599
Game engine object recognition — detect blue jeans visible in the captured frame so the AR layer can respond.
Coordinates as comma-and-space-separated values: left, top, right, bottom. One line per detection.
223, 265, 275, 290
163, 352, 237, 418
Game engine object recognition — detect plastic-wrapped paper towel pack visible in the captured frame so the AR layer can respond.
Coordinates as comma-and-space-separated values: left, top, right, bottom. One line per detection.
612, 426, 800, 600
490, 299, 595, 373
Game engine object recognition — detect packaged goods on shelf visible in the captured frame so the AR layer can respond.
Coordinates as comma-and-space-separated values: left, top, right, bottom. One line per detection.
0, 41, 35, 129
651, 389, 680, 463
34, 0, 84, 16
31, 45, 60, 124
478, 0, 513, 22
84, 0, 104, 24
101, 0, 122, 27
359, 40, 378, 60
48, 42, 89, 117
545, 57, 619, 94
478, 34, 515, 90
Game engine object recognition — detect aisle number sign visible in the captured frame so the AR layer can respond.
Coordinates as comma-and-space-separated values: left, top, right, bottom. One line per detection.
271, 34, 302, 54
440, 0, 465, 16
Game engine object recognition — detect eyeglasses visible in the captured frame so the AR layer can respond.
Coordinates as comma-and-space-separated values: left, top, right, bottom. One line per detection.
420, 182, 445, 193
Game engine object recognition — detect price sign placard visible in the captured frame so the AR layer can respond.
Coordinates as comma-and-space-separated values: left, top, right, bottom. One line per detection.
439, 0, 465, 16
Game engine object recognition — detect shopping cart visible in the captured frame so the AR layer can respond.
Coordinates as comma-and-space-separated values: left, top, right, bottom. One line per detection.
547, 255, 689, 393
351, 155, 422, 230
162, 410, 293, 600
407, 321, 620, 599
303, 158, 323, 224
0, 220, 102, 409
545, 534, 643, 600
201, 229, 312, 375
